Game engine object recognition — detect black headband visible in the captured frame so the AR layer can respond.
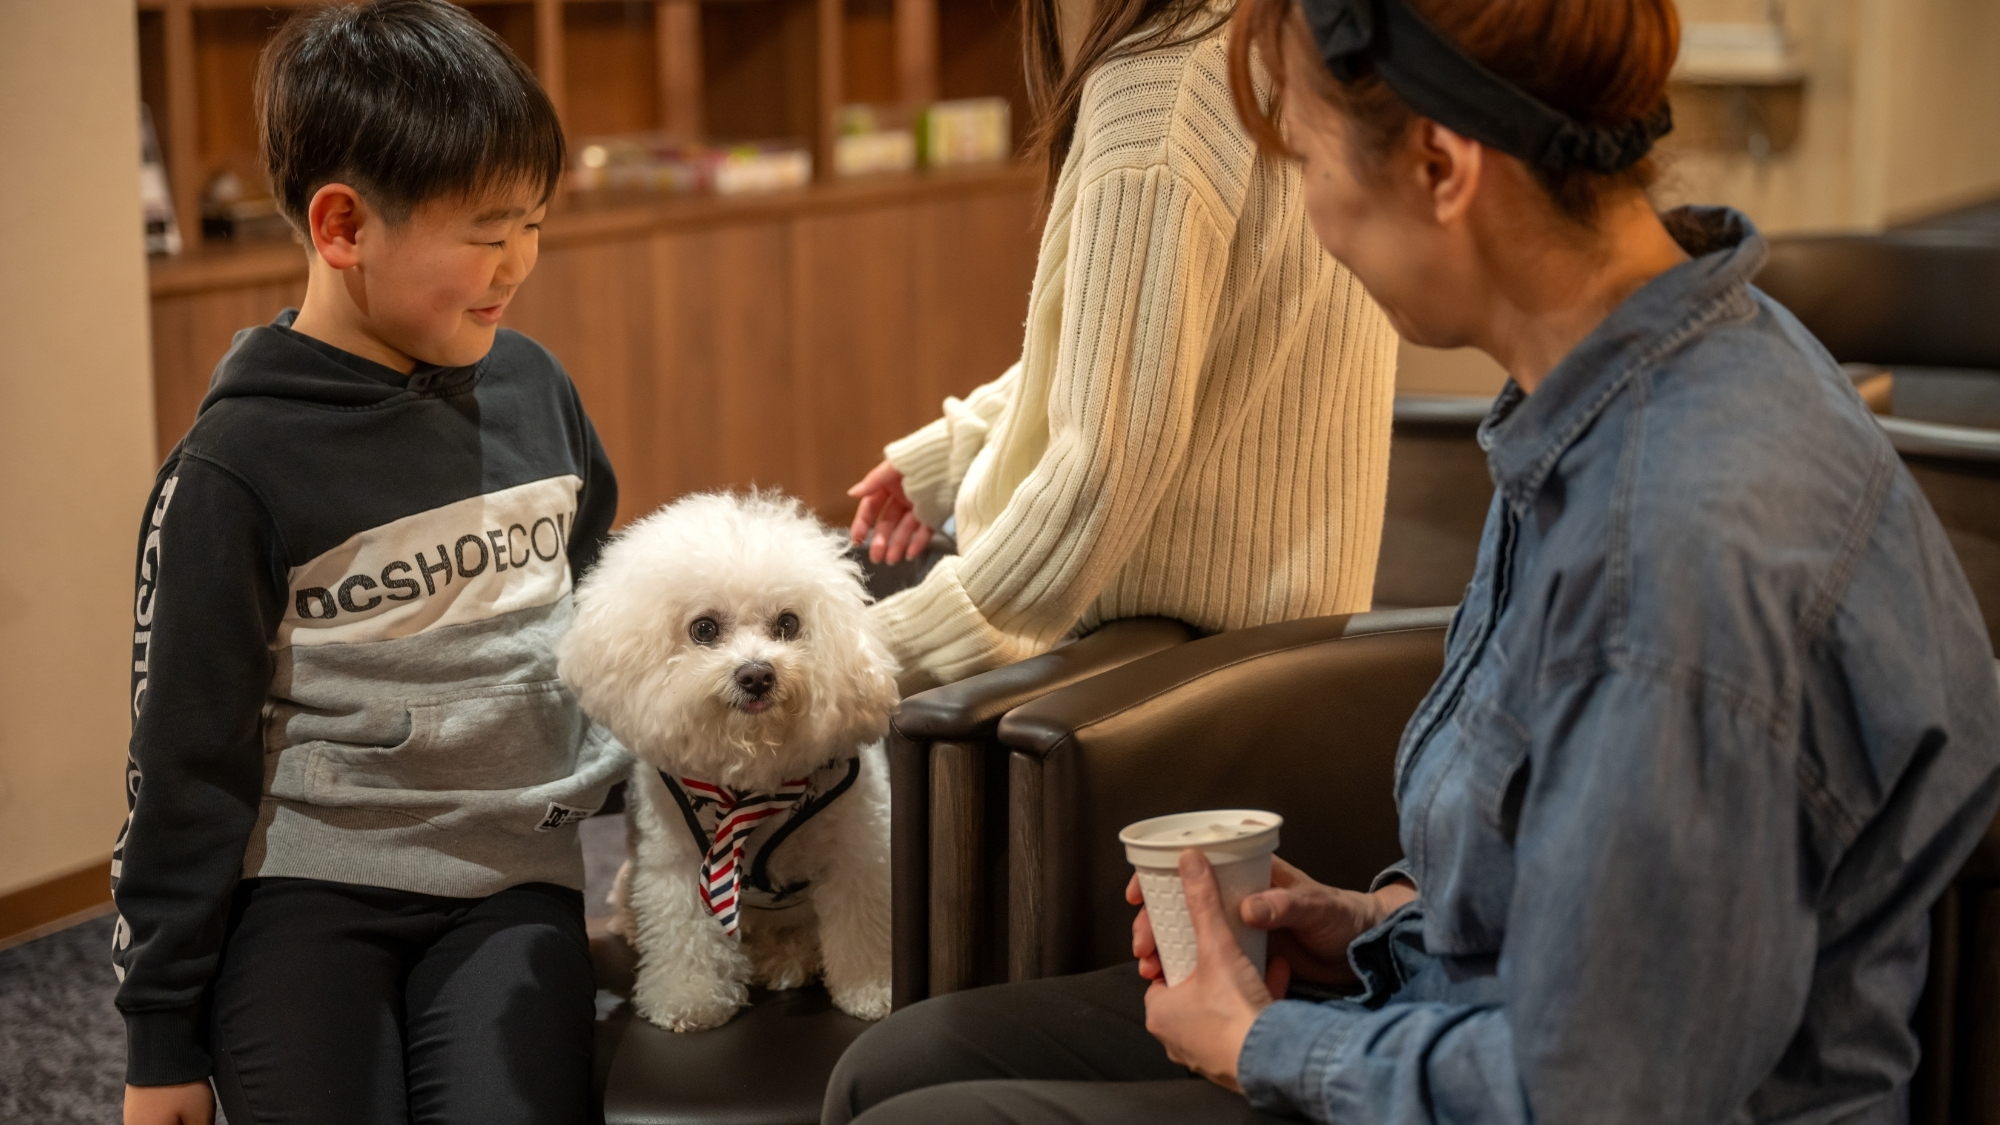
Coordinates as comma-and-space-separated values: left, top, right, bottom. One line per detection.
1299, 0, 1671, 174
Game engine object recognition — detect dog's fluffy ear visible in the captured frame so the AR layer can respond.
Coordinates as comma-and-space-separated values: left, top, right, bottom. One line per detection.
777, 495, 901, 753
556, 495, 722, 760
803, 595, 901, 752
556, 535, 682, 760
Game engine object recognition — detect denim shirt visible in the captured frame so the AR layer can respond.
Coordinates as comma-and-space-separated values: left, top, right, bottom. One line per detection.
1237, 208, 2000, 1125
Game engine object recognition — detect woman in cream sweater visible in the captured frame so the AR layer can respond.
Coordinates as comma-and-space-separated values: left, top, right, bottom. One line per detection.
850, 0, 1397, 689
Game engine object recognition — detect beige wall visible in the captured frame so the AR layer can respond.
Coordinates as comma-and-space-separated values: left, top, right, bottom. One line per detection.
0, 2, 158, 896
1400, 0, 2000, 396
1658, 0, 2000, 233
1864, 0, 2000, 223
1656, 0, 1874, 233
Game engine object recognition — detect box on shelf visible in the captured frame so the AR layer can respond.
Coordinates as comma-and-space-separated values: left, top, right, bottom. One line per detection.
834, 104, 918, 178
713, 144, 813, 195
919, 98, 1012, 167
572, 135, 812, 196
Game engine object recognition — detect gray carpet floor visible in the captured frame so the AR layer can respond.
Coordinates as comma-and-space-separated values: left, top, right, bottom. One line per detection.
0, 912, 127, 1123
0, 813, 628, 1124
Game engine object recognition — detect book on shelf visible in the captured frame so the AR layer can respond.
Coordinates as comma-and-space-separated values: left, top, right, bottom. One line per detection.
573, 137, 813, 196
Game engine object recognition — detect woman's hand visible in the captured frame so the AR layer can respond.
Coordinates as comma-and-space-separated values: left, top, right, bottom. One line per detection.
1240, 857, 1415, 989
1128, 856, 1416, 992
125, 1082, 214, 1125
846, 460, 934, 565
1135, 850, 1285, 1092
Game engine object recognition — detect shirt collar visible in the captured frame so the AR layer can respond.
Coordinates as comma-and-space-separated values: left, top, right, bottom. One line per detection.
1476, 206, 1768, 510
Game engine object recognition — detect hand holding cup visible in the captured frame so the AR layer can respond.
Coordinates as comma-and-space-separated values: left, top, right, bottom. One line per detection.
1237, 857, 1416, 990
1138, 849, 1282, 1091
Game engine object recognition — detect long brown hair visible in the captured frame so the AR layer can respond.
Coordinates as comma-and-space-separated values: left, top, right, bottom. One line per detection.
1227, 0, 1678, 223
1023, 0, 1232, 194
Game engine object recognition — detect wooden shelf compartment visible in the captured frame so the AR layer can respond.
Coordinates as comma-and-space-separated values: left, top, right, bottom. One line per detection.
134, 0, 1021, 256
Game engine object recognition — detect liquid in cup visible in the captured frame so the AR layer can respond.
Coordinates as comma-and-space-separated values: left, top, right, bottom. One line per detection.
1120, 810, 1284, 986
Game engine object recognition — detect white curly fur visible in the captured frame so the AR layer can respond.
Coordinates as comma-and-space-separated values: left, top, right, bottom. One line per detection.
558, 491, 900, 1030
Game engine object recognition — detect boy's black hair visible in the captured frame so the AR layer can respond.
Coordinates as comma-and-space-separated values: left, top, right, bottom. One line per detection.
257, 0, 565, 233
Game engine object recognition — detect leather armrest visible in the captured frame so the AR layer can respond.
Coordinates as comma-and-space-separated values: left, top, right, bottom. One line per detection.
997, 607, 1457, 758
893, 617, 1197, 743
995, 607, 1457, 975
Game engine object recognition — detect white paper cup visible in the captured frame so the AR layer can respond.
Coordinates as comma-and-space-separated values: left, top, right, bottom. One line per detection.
1120, 810, 1283, 986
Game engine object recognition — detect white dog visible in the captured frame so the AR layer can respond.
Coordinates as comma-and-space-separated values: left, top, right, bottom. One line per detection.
557, 492, 900, 1030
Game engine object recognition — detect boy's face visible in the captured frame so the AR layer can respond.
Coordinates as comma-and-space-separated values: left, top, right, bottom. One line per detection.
354, 181, 547, 368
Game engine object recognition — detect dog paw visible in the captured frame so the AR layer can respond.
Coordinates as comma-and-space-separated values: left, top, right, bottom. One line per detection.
632, 959, 748, 1033
829, 979, 892, 1021
633, 984, 744, 1032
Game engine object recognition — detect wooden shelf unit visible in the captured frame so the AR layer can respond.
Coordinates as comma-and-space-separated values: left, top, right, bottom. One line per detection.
135, 0, 1029, 257
136, 0, 1045, 525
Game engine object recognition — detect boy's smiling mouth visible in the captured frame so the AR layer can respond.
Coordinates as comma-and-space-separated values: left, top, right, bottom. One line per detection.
469, 302, 507, 326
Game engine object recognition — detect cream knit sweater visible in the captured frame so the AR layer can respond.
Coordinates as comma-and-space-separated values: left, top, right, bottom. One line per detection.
875, 25, 1398, 686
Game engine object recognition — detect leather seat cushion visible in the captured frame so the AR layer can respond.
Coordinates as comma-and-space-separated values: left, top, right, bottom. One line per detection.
593, 932, 871, 1125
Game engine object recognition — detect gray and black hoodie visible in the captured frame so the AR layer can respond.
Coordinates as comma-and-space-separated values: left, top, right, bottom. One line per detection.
112, 310, 628, 1085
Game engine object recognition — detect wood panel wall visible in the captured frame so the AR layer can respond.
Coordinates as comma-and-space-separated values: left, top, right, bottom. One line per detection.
147, 170, 1041, 527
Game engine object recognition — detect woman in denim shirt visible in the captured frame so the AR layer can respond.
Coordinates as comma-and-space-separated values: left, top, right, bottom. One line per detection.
824, 0, 2000, 1122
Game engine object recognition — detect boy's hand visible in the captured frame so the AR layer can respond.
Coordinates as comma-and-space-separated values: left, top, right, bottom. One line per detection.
847, 460, 933, 565
125, 1081, 214, 1125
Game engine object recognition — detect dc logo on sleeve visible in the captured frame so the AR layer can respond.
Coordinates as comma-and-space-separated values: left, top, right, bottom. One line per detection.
536, 801, 597, 832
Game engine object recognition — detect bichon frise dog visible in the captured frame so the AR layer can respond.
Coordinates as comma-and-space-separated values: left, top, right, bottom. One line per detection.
557, 492, 900, 1030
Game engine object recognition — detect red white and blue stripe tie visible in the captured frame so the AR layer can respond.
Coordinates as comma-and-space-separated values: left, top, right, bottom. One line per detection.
679, 775, 811, 937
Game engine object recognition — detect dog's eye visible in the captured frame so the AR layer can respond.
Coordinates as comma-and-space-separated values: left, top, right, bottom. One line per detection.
689, 616, 722, 645
773, 612, 800, 641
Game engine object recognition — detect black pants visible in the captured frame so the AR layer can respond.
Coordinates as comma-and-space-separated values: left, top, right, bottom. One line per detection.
208, 877, 594, 1125
822, 965, 1291, 1125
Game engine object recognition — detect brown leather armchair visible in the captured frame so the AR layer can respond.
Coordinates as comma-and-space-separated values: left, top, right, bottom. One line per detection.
1755, 233, 2000, 655
991, 607, 1454, 980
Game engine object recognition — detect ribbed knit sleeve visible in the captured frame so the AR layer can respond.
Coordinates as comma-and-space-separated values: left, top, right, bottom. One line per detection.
872, 27, 1397, 686
875, 164, 1234, 681
884, 362, 1021, 530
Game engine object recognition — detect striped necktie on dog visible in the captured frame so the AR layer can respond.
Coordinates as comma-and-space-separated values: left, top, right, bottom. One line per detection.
678, 775, 812, 937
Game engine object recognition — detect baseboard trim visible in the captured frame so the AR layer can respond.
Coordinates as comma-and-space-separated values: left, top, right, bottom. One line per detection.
0, 859, 114, 951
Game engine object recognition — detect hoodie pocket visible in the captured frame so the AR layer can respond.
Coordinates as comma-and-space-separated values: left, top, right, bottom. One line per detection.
276, 680, 589, 806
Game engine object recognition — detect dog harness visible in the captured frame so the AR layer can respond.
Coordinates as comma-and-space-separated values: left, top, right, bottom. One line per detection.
660, 755, 860, 937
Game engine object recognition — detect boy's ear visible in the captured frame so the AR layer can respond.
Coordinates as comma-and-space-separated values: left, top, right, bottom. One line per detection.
305, 183, 368, 269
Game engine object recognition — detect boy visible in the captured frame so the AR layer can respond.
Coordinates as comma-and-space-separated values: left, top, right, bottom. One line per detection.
115, 4, 624, 1122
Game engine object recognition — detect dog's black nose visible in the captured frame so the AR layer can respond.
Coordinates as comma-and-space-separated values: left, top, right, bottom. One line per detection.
734, 662, 776, 697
